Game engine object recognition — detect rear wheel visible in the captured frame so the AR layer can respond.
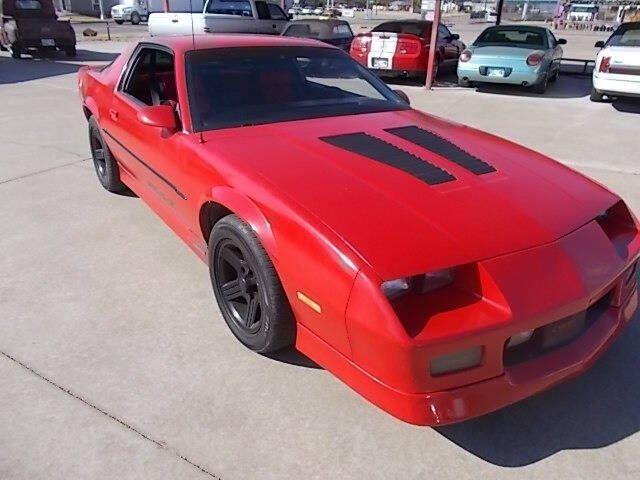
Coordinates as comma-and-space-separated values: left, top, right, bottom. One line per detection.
88, 116, 128, 193
209, 215, 295, 353
590, 88, 605, 102
10, 44, 21, 59
532, 74, 548, 94
130, 12, 141, 25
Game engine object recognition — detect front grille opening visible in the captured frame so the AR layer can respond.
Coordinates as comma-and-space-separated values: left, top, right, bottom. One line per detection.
504, 290, 613, 367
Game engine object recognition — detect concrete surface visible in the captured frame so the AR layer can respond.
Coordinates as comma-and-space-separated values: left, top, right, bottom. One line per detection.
1, 41, 639, 480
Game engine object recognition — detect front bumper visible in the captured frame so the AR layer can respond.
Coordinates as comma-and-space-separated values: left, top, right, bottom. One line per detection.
458, 62, 546, 86
298, 213, 640, 425
111, 11, 131, 21
593, 74, 640, 97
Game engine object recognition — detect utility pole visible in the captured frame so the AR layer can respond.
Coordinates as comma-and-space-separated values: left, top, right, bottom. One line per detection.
98, 0, 105, 20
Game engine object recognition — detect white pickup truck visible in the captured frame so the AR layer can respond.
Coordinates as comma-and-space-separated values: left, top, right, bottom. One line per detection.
148, 0, 290, 36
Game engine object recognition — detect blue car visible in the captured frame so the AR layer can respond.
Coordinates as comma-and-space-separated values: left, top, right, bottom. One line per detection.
457, 25, 566, 94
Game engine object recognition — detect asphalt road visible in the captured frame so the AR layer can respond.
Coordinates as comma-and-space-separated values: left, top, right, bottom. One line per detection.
1, 41, 640, 479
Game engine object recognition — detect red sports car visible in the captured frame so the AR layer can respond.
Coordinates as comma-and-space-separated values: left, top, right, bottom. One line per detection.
350, 20, 466, 78
78, 35, 639, 425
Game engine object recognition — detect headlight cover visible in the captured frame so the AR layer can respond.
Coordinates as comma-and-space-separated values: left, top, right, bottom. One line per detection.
381, 268, 454, 301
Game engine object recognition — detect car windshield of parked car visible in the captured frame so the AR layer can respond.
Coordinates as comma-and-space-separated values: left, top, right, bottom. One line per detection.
283, 21, 353, 40
606, 24, 640, 47
475, 27, 548, 48
206, 0, 252, 16
371, 21, 430, 39
186, 47, 408, 131
16, 0, 42, 9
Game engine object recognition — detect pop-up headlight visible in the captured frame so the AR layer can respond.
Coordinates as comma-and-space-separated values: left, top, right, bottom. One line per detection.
381, 269, 454, 301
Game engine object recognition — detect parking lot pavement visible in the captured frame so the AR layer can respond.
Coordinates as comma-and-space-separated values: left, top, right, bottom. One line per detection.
1, 42, 639, 479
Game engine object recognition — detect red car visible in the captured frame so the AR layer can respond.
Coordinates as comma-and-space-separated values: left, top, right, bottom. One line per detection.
78, 35, 639, 425
350, 20, 466, 78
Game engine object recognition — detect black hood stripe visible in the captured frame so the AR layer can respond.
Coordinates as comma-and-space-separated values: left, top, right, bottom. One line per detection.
385, 126, 496, 175
321, 132, 455, 186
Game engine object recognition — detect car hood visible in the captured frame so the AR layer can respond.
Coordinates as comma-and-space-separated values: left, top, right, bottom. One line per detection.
202, 110, 617, 279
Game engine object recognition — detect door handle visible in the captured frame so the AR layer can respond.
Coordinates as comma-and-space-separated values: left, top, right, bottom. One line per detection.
171, 18, 179, 23
109, 109, 119, 121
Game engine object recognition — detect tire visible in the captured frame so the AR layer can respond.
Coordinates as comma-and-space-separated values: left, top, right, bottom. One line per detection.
590, 88, 605, 102
457, 77, 471, 87
65, 45, 76, 57
10, 44, 21, 59
130, 12, 141, 25
209, 215, 295, 353
88, 116, 127, 193
114, 20, 124, 25
532, 74, 548, 94
549, 68, 560, 83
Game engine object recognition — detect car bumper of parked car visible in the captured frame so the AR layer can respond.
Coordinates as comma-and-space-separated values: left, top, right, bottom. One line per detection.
368, 68, 424, 79
18, 38, 75, 49
593, 74, 640, 97
458, 63, 547, 86
111, 12, 131, 21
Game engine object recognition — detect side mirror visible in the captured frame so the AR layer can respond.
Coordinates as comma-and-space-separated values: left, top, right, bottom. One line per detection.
137, 104, 177, 131
394, 89, 410, 105
594, 40, 605, 48
450, 33, 460, 40
556, 38, 567, 45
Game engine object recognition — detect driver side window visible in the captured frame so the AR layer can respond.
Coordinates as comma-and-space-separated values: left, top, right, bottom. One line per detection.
122, 47, 177, 107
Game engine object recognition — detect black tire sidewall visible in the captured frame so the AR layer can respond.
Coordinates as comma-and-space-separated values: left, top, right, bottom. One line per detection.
88, 117, 126, 193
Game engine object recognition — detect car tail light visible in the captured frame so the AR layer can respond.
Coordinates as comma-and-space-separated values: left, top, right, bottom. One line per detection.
599, 56, 611, 73
351, 35, 371, 54
526, 52, 543, 67
459, 50, 472, 62
431, 346, 483, 376
396, 37, 420, 55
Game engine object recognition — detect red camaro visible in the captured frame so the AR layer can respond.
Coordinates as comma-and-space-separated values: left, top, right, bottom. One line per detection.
78, 35, 639, 425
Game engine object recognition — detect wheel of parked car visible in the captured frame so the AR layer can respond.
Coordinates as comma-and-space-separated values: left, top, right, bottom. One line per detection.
457, 78, 471, 88
10, 44, 21, 59
532, 74, 548, 94
65, 46, 76, 57
209, 215, 295, 354
131, 12, 141, 25
590, 88, 605, 102
88, 116, 128, 193
115, 20, 124, 25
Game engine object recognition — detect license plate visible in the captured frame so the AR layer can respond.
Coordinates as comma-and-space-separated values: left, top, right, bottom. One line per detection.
372, 58, 389, 69
487, 67, 505, 77
41, 38, 55, 46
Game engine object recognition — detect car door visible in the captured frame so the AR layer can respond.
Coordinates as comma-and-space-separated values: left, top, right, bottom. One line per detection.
254, 1, 287, 34
547, 30, 563, 74
103, 45, 191, 226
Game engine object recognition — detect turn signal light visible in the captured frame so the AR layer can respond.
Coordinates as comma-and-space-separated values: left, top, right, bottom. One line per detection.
599, 56, 611, 73
526, 53, 543, 67
431, 346, 483, 376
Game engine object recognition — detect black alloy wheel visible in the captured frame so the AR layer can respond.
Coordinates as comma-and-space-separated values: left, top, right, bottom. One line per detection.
88, 116, 127, 193
209, 215, 295, 353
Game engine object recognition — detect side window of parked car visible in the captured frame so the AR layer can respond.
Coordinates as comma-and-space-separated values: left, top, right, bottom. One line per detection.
267, 3, 287, 20
438, 24, 452, 41
255, 1, 270, 19
122, 48, 178, 107
548, 30, 558, 47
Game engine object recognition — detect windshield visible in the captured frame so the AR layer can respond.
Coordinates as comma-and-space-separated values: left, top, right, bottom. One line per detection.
372, 21, 431, 38
16, 0, 42, 9
606, 24, 640, 47
283, 22, 353, 40
206, 0, 253, 16
474, 27, 548, 48
186, 47, 408, 132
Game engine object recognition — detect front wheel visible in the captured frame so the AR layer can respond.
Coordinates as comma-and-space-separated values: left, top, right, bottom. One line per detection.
209, 215, 295, 353
114, 20, 124, 25
130, 12, 141, 25
457, 77, 472, 87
